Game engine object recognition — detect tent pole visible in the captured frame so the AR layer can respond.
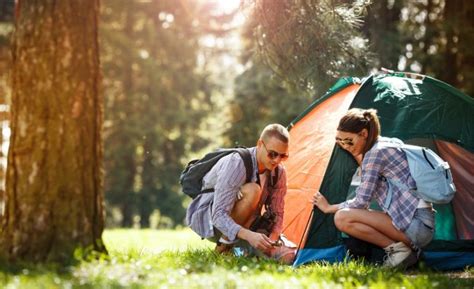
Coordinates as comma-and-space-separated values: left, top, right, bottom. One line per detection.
295, 207, 315, 256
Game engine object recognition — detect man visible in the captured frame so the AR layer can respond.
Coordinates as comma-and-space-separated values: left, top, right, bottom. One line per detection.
186, 124, 289, 255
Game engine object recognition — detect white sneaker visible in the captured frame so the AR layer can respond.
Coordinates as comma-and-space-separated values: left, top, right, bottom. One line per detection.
218, 236, 238, 245
383, 242, 417, 268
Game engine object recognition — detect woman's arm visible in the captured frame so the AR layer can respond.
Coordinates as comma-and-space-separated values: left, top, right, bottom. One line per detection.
312, 192, 340, 214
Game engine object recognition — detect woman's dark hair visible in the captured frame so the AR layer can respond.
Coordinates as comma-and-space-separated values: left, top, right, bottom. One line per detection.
337, 108, 380, 154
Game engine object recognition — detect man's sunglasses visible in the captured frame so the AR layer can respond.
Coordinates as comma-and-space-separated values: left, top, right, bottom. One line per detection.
262, 141, 289, 160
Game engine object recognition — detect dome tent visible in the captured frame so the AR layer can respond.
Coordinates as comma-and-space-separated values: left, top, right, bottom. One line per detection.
280, 72, 474, 270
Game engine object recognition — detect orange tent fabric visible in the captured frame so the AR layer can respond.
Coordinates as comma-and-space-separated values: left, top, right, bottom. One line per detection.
282, 84, 360, 246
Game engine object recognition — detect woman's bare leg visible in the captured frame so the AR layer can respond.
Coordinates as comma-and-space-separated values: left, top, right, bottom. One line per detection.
334, 208, 411, 248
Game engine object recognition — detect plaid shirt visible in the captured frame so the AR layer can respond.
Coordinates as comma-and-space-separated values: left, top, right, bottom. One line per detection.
339, 137, 419, 231
185, 147, 287, 241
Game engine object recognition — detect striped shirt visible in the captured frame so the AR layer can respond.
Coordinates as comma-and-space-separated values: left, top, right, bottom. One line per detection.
339, 137, 420, 231
185, 147, 287, 241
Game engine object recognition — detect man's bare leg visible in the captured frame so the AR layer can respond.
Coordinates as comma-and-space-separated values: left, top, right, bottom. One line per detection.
215, 183, 261, 253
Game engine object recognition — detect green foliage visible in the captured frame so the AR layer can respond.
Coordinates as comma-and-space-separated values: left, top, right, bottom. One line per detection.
224, 64, 295, 146
0, 229, 473, 288
226, 0, 473, 151
361, 0, 404, 69
356, 0, 474, 96
224, 61, 313, 146
394, 0, 474, 96
223, 7, 313, 146
224, 0, 373, 146
249, 0, 373, 94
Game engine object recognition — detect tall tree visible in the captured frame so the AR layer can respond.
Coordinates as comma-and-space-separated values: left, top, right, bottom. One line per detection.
0, 0, 105, 262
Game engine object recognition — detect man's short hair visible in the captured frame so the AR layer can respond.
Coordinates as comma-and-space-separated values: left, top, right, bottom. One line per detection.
260, 124, 289, 144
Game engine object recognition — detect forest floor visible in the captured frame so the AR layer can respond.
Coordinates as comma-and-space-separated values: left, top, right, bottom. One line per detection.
0, 228, 473, 288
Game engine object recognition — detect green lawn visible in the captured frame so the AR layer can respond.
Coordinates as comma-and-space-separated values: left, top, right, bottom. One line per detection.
103, 228, 214, 254
0, 229, 473, 288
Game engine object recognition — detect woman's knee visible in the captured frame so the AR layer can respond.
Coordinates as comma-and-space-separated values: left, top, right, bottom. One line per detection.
334, 209, 351, 232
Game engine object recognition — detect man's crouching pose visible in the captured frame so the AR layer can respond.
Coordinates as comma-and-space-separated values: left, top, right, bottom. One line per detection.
186, 124, 291, 261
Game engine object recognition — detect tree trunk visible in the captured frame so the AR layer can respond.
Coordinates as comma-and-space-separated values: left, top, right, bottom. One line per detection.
0, 0, 105, 262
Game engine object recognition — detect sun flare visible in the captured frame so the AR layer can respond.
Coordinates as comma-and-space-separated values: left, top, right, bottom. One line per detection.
214, 0, 242, 14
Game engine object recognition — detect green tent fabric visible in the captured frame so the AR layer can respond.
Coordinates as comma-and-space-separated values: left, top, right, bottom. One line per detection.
353, 75, 474, 152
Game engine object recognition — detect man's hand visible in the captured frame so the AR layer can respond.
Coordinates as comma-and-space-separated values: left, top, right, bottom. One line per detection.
238, 228, 273, 251
247, 231, 273, 251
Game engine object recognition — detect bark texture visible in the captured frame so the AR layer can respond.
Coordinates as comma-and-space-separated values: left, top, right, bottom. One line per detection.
0, 0, 105, 262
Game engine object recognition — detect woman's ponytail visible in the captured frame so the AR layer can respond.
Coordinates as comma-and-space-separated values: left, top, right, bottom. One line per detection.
338, 108, 381, 154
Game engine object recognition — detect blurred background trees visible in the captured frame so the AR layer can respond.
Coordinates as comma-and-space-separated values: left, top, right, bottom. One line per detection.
100, 0, 238, 227
0, 0, 472, 228
226, 0, 473, 146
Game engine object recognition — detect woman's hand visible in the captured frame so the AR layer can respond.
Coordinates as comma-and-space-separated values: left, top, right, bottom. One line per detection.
312, 192, 339, 214
312, 192, 329, 212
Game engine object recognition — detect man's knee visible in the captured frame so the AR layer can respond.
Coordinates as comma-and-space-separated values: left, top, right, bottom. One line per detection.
240, 183, 261, 203
230, 183, 262, 224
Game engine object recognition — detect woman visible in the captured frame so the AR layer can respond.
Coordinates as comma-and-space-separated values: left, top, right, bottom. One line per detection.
313, 108, 435, 268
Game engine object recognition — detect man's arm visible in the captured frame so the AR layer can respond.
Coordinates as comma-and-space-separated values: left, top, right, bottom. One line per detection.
210, 154, 246, 242
237, 227, 273, 251
269, 167, 286, 240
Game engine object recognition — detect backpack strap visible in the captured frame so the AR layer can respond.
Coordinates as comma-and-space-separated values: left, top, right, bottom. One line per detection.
270, 166, 279, 188
260, 166, 280, 212
235, 148, 253, 184
200, 148, 253, 194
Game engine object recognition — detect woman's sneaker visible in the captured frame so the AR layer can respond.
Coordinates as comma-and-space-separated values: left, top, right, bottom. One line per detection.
383, 242, 418, 268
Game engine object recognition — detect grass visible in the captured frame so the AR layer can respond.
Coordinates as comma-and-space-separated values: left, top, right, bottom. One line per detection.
0, 229, 473, 288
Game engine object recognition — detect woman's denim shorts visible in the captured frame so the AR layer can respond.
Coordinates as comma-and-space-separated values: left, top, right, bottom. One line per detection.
404, 208, 435, 249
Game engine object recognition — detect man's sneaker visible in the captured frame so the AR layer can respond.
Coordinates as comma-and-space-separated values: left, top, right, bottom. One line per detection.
215, 243, 233, 254
383, 242, 418, 268
215, 237, 238, 254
